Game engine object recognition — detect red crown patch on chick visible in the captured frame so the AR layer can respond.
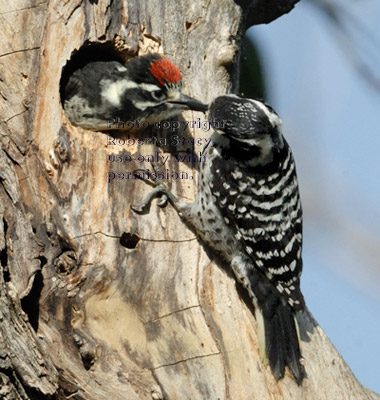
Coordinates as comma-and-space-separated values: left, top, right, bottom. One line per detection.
150, 57, 183, 87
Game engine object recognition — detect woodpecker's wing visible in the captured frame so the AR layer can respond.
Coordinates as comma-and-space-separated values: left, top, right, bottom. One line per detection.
209, 143, 305, 311
208, 141, 306, 382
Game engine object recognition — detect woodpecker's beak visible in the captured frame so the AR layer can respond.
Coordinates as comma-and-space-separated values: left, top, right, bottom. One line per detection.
167, 94, 208, 112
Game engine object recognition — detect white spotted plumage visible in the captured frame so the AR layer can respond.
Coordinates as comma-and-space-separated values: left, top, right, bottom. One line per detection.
132, 94, 306, 384
178, 95, 305, 383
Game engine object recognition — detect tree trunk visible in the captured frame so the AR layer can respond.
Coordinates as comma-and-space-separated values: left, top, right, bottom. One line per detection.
0, 0, 379, 399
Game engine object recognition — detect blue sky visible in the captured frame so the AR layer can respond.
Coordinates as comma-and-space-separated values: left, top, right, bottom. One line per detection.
248, 0, 380, 393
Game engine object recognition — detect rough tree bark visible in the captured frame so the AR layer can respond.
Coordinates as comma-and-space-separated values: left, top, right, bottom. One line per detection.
0, 0, 379, 399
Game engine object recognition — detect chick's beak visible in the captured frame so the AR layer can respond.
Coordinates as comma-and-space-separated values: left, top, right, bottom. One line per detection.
167, 93, 208, 112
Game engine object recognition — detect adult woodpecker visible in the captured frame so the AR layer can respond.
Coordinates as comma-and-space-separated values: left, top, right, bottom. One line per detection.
63, 53, 208, 130
132, 94, 306, 384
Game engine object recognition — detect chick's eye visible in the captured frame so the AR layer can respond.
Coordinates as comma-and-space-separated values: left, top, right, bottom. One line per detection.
151, 90, 165, 100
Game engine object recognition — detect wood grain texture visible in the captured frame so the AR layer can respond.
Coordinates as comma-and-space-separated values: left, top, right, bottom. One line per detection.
1, 0, 379, 399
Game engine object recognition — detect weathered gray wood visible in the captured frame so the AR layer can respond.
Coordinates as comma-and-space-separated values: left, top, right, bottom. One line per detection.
1, 0, 379, 398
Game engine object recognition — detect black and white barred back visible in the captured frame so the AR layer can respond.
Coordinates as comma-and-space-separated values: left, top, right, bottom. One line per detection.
182, 95, 305, 383
191, 95, 304, 310
209, 137, 304, 310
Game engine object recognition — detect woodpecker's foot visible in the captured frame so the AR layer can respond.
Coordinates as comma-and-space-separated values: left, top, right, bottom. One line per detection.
131, 161, 177, 213
131, 183, 170, 213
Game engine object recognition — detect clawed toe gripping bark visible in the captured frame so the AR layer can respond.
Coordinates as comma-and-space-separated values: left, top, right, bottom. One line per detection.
131, 161, 178, 213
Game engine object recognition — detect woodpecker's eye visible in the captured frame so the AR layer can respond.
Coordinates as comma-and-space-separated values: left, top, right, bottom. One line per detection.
151, 90, 165, 101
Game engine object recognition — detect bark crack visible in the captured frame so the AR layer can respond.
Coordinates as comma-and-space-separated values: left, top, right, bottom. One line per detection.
71, 231, 120, 240
0, 2, 47, 16
5, 109, 28, 124
140, 236, 196, 243
70, 231, 196, 243
198, 258, 231, 399
64, 1, 83, 25
0, 47, 40, 59
144, 304, 200, 324
151, 351, 221, 371
104, 0, 114, 32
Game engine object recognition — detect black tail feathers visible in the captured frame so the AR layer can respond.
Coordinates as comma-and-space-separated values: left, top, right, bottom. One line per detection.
233, 258, 305, 384
260, 293, 305, 384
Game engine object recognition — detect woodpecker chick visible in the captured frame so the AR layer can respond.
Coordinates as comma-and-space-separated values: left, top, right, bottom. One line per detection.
63, 53, 207, 131
132, 95, 306, 384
